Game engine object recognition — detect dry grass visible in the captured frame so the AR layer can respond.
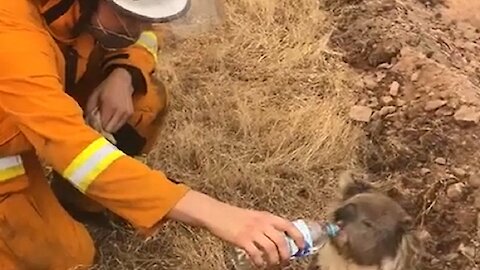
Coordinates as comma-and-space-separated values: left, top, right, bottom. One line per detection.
91, 0, 363, 269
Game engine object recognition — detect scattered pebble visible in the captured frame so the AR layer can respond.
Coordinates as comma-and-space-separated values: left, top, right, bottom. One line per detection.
420, 168, 431, 175
349, 105, 373, 123
425, 99, 447, 112
411, 71, 420, 82
379, 106, 396, 117
435, 157, 447, 165
447, 182, 465, 201
443, 252, 459, 261
371, 111, 381, 120
477, 213, 480, 238
454, 105, 480, 124
458, 243, 476, 259
396, 98, 406, 107
435, 108, 454, 116
364, 76, 378, 90
358, 98, 368, 106
473, 192, 480, 209
367, 97, 379, 108
452, 167, 467, 178
469, 173, 480, 188
389, 81, 400, 96
417, 229, 432, 241
381, 96, 394, 105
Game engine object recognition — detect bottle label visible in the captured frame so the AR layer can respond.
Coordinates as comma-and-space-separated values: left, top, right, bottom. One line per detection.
287, 219, 314, 258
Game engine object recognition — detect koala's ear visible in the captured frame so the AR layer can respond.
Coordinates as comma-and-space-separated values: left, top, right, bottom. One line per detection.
398, 215, 414, 233
397, 213, 415, 235
338, 170, 373, 199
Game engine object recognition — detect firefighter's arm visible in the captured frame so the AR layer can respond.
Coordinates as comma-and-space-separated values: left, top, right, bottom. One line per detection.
101, 31, 160, 96
0, 22, 188, 231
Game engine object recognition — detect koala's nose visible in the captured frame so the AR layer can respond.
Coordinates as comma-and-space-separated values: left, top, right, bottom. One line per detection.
334, 203, 358, 223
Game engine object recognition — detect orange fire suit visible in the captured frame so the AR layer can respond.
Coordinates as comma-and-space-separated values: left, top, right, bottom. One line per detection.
0, 1, 189, 269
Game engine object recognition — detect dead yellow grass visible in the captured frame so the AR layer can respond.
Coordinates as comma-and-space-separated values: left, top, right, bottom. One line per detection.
91, 0, 363, 269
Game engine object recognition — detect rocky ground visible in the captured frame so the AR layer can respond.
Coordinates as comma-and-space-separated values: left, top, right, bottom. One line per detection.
334, 0, 480, 268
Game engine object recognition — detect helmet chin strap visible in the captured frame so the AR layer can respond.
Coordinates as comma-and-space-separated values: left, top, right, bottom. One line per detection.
91, 8, 137, 47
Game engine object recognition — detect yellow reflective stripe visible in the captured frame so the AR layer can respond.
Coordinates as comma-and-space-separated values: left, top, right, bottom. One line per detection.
63, 137, 125, 192
0, 155, 25, 181
77, 150, 124, 192
135, 31, 158, 63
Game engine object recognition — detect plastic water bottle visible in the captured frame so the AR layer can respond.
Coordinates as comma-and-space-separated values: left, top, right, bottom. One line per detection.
229, 219, 340, 270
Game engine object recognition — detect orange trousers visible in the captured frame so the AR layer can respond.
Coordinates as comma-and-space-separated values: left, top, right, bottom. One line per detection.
0, 49, 168, 269
0, 153, 95, 270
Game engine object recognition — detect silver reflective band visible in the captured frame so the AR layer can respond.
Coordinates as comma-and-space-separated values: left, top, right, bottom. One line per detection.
135, 31, 158, 62
0, 155, 25, 181
62, 137, 125, 192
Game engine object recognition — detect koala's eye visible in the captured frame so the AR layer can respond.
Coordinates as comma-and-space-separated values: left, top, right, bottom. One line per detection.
335, 203, 358, 223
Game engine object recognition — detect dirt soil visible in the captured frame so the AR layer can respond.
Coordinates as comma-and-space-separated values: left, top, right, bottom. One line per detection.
88, 0, 480, 269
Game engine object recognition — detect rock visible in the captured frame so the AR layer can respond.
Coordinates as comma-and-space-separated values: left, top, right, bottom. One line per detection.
439, 91, 450, 99
354, 79, 366, 89
444, 252, 459, 261
447, 182, 465, 201
420, 168, 431, 175
389, 81, 400, 96
364, 76, 378, 90
448, 98, 461, 110
435, 107, 454, 116
366, 119, 384, 136
454, 106, 480, 124
358, 98, 368, 106
379, 106, 396, 117
368, 42, 400, 67
473, 192, 480, 209
425, 99, 447, 111
349, 106, 373, 123
396, 99, 406, 107
381, 96, 394, 105
469, 173, 480, 188
435, 157, 447, 165
375, 71, 386, 82
411, 71, 420, 82
446, 173, 456, 179
458, 243, 476, 258
477, 213, 480, 238
430, 258, 440, 265
377, 63, 392, 69
371, 111, 381, 120
452, 167, 467, 178
416, 229, 432, 241
367, 97, 379, 108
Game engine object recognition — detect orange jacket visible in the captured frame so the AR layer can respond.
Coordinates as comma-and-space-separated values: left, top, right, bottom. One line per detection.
0, 0, 189, 232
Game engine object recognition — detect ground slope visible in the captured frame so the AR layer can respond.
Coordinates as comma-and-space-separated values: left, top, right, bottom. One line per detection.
329, 0, 480, 269
90, 0, 480, 269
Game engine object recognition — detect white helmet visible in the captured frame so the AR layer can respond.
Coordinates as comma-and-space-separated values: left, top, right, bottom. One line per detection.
108, 0, 192, 22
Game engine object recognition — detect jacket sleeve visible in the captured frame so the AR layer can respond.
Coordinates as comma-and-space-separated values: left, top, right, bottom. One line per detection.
101, 31, 160, 96
0, 6, 189, 231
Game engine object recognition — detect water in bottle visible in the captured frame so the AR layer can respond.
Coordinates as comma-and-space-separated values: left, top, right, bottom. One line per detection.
229, 219, 340, 270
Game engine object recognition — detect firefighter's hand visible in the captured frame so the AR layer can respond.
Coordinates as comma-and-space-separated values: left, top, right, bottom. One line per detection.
209, 206, 305, 268
167, 190, 305, 268
86, 68, 134, 133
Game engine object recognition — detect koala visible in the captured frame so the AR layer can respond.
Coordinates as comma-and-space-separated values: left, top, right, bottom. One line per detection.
307, 171, 422, 270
